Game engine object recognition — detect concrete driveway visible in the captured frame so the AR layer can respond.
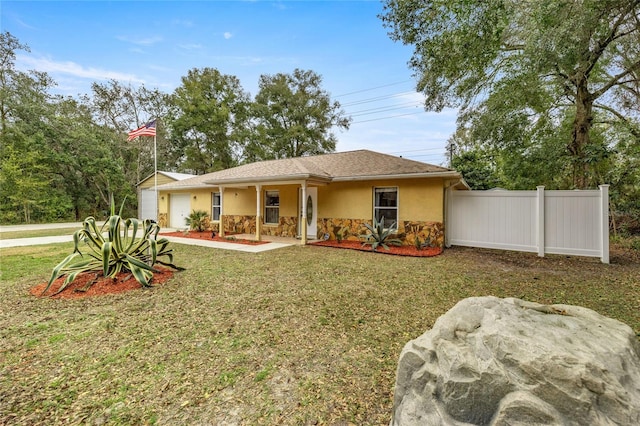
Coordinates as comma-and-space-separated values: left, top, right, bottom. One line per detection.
0, 223, 293, 253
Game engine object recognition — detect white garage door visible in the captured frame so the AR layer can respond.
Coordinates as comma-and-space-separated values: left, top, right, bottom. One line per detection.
139, 189, 158, 221
170, 193, 191, 229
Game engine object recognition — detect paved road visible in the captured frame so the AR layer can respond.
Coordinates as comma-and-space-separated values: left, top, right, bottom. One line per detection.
0, 223, 293, 252
0, 222, 94, 233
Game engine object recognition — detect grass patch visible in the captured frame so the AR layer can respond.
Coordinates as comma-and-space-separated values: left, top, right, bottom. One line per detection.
0, 227, 81, 240
0, 242, 638, 425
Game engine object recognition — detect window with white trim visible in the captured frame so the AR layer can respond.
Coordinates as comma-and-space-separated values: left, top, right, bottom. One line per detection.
212, 192, 221, 221
374, 187, 398, 224
265, 190, 279, 224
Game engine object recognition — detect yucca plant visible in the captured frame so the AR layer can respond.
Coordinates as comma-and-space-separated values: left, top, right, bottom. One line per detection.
359, 217, 403, 251
41, 197, 184, 296
185, 209, 208, 232
336, 226, 350, 243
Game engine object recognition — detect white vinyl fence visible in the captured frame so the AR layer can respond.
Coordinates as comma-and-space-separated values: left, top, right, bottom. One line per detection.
445, 185, 609, 263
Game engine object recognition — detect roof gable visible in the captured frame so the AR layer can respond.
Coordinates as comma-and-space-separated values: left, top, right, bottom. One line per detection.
137, 170, 196, 187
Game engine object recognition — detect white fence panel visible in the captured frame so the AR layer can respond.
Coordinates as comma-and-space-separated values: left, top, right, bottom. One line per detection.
447, 191, 537, 252
446, 185, 609, 263
544, 191, 601, 257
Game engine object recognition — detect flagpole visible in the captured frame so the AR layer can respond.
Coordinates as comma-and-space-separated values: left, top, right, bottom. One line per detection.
154, 132, 158, 223
127, 119, 158, 223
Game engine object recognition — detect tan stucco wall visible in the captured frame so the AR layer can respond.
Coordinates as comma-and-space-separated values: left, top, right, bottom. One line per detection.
317, 178, 444, 223
192, 190, 215, 213
223, 185, 299, 218
318, 182, 371, 218
158, 191, 170, 216
396, 178, 444, 223
223, 188, 255, 216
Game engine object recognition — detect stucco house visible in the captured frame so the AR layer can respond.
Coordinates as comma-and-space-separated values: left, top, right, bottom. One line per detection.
137, 171, 196, 222
154, 150, 468, 246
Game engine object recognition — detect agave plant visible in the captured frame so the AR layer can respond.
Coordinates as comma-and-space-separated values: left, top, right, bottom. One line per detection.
360, 217, 403, 251
41, 198, 184, 296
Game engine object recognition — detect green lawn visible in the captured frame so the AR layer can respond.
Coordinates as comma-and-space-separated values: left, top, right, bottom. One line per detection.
0, 227, 80, 240
1, 242, 638, 425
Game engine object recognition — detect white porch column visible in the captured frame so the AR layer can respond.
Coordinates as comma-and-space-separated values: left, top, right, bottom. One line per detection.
218, 186, 225, 238
301, 183, 308, 245
600, 184, 610, 264
536, 186, 545, 257
255, 185, 262, 241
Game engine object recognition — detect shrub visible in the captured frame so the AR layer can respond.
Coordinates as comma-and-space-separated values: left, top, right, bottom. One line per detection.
41, 199, 183, 296
336, 226, 350, 243
414, 234, 433, 251
359, 217, 403, 251
185, 210, 209, 232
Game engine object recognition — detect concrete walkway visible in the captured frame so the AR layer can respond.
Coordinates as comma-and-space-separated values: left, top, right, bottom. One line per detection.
0, 223, 294, 253
161, 235, 293, 253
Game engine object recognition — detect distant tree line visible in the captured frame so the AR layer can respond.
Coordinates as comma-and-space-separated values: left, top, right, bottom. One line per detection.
0, 32, 350, 223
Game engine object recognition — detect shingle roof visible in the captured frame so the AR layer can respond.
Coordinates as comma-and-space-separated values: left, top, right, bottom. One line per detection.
156, 150, 460, 190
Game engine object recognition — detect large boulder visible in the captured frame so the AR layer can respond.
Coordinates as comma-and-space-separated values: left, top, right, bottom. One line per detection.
390, 297, 640, 425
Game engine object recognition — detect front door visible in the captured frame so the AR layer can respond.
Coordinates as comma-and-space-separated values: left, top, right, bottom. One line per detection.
300, 187, 318, 239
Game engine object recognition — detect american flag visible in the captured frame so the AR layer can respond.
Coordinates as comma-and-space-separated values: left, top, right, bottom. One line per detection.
127, 120, 156, 141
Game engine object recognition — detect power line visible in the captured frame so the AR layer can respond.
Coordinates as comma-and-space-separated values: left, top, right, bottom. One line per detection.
408, 153, 447, 158
390, 147, 445, 154
349, 102, 422, 117
334, 80, 413, 98
341, 91, 418, 107
350, 111, 425, 124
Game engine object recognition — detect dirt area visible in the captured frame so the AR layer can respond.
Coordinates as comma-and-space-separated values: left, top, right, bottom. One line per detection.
310, 239, 443, 257
161, 230, 268, 245
30, 268, 176, 299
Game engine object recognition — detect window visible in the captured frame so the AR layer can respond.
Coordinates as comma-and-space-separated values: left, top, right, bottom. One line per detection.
212, 192, 221, 221
265, 190, 279, 224
374, 187, 398, 224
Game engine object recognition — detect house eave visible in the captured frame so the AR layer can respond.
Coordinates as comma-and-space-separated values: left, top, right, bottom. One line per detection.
155, 184, 218, 191
331, 171, 463, 182
204, 174, 332, 186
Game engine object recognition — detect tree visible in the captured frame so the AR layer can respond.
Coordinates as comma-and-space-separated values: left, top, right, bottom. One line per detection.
47, 97, 134, 219
0, 32, 62, 222
1, 33, 136, 223
0, 31, 27, 135
248, 68, 350, 161
89, 80, 172, 185
447, 130, 503, 190
381, 0, 640, 188
168, 68, 250, 173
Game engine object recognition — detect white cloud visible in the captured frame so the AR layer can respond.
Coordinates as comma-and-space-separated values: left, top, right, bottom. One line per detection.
16, 54, 145, 84
223, 32, 233, 40
172, 19, 194, 28
116, 35, 163, 46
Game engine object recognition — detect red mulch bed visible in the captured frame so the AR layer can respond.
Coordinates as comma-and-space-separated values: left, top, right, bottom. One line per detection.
161, 231, 268, 245
30, 268, 175, 300
310, 239, 443, 257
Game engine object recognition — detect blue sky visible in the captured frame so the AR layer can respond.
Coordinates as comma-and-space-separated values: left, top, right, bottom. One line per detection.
2, 0, 457, 165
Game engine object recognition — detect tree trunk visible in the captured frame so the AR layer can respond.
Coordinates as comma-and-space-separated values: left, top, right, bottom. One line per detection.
570, 76, 593, 189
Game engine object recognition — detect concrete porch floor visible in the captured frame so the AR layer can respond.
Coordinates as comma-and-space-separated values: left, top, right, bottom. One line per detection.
231, 233, 313, 245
